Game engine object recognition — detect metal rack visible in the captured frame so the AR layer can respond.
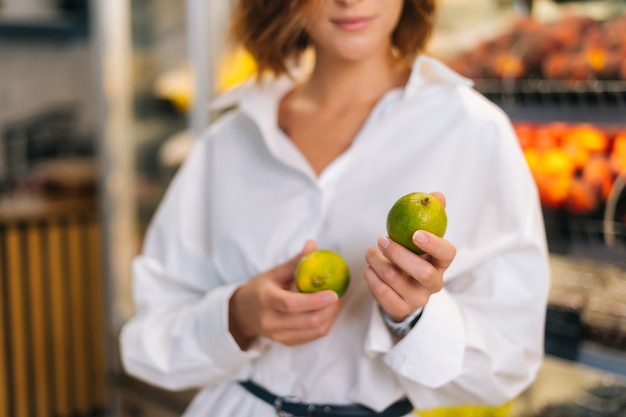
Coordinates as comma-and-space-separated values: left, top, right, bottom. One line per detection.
478, 79, 626, 124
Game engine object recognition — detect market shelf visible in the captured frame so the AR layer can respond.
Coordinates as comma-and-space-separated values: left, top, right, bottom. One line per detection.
578, 342, 626, 378
477, 79, 626, 125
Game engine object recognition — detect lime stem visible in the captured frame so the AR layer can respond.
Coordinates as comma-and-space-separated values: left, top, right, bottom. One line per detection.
312, 276, 324, 288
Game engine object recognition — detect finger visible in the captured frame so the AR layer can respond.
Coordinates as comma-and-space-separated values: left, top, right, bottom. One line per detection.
273, 327, 332, 346
429, 191, 446, 207
267, 300, 342, 332
301, 239, 317, 256
363, 265, 414, 319
411, 231, 456, 270
365, 246, 420, 296
276, 302, 341, 330
272, 288, 339, 314
273, 239, 318, 286
377, 236, 443, 293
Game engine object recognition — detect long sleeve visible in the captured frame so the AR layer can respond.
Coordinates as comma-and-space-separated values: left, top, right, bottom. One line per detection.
393, 240, 549, 409
363, 102, 551, 410
119, 129, 263, 391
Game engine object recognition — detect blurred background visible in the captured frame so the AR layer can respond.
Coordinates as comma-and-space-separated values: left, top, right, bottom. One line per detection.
0, 1, 625, 416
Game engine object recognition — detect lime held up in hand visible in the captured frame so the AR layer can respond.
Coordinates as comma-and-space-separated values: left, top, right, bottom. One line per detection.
295, 249, 350, 297
386, 192, 447, 255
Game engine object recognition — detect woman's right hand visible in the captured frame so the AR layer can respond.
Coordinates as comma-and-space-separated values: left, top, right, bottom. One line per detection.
228, 240, 343, 350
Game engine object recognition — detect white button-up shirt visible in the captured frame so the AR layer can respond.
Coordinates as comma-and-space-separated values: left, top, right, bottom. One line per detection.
119, 55, 551, 417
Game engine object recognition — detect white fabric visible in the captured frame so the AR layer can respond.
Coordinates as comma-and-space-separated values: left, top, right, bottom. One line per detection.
380, 306, 423, 335
119, 55, 551, 417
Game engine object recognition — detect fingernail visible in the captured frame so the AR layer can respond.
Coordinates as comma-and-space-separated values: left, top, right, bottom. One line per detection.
378, 236, 390, 249
324, 292, 339, 303
413, 231, 427, 245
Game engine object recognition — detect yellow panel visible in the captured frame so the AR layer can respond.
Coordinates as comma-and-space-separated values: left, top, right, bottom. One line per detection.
48, 221, 71, 417
0, 227, 10, 417
27, 224, 52, 417
68, 219, 89, 413
6, 226, 30, 417
88, 221, 107, 409
415, 403, 513, 417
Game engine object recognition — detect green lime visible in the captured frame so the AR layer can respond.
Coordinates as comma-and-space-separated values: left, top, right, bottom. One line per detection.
386, 192, 447, 254
295, 249, 350, 297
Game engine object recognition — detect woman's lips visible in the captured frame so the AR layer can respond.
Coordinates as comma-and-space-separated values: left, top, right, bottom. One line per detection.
331, 17, 374, 31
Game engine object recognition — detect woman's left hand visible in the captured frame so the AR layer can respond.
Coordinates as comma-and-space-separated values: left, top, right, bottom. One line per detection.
363, 192, 457, 322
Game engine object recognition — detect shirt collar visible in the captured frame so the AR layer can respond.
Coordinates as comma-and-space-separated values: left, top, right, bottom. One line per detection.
209, 54, 473, 112
206, 55, 474, 182
402, 55, 474, 99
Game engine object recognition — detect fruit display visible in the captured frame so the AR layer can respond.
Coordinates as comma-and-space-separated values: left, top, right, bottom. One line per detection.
583, 294, 626, 351
549, 255, 626, 352
532, 384, 626, 417
386, 192, 447, 255
295, 249, 350, 297
447, 13, 626, 83
416, 402, 512, 417
515, 121, 626, 218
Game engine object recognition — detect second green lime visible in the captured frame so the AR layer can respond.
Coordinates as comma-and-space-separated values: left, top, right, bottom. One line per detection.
386, 192, 447, 254
295, 249, 350, 297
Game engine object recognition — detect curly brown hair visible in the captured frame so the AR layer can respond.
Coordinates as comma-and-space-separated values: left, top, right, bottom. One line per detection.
228, 0, 437, 78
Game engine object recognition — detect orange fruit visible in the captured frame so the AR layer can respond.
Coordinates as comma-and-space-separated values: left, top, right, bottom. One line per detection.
533, 122, 568, 150
562, 124, 609, 153
295, 250, 350, 297
494, 53, 525, 78
514, 123, 537, 150
582, 155, 613, 199
609, 151, 626, 175
566, 178, 599, 215
613, 133, 626, 155
562, 142, 591, 169
585, 47, 607, 73
524, 148, 541, 173
386, 192, 447, 255
537, 148, 576, 178
535, 173, 572, 209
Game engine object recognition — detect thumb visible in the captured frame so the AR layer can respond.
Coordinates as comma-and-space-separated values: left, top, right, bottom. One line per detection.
430, 191, 447, 208
273, 239, 317, 286
300, 239, 317, 257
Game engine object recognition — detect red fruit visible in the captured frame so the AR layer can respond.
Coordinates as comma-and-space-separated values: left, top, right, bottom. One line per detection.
494, 53, 525, 79
566, 178, 600, 215
514, 123, 537, 150
562, 124, 609, 153
536, 173, 573, 209
613, 133, 626, 155
582, 155, 614, 199
562, 142, 591, 170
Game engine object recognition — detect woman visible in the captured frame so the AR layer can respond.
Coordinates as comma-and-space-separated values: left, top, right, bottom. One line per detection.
119, 0, 551, 416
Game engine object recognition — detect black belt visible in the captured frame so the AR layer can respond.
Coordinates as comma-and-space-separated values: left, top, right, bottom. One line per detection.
239, 380, 413, 417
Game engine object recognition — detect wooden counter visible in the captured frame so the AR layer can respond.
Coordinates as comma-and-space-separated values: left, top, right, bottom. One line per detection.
0, 194, 98, 224
0, 193, 106, 417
